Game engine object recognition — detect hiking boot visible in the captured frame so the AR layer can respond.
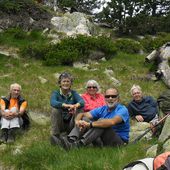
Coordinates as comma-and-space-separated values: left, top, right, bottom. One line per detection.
50, 135, 62, 146
67, 136, 77, 143
92, 137, 103, 147
60, 136, 82, 150
0, 129, 8, 144
7, 128, 16, 143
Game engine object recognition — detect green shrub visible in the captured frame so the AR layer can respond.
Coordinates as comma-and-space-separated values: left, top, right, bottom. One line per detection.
13, 29, 27, 39
114, 38, 141, 54
20, 43, 48, 59
92, 36, 117, 59
44, 49, 79, 66
28, 31, 43, 40
125, 14, 169, 35
4, 28, 27, 39
21, 35, 117, 66
140, 36, 162, 52
140, 33, 170, 52
0, 0, 34, 13
0, 28, 49, 49
0, 0, 21, 13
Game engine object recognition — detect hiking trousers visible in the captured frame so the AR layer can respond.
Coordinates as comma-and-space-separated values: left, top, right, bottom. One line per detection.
51, 108, 82, 136
68, 126, 125, 147
51, 108, 74, 136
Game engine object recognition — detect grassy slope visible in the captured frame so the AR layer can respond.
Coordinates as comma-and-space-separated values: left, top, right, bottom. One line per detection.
0, 49, 166, 169
0, 51, 166, 112
0, 1, 167, 169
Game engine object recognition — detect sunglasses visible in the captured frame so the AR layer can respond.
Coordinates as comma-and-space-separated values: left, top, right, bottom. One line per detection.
105, 95, 118, 99
132, 92, 141, 95
87, 86, 97, 89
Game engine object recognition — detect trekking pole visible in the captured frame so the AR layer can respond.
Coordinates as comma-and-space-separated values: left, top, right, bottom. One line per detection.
132, 113, 170, 144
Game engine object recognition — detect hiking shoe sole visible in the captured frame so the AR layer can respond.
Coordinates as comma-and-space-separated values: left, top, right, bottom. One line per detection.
50, 135, 62, 146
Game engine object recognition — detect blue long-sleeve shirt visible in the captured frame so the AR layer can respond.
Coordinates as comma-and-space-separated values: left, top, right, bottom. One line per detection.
127, 96, 158, 122
50, 89, 84, 109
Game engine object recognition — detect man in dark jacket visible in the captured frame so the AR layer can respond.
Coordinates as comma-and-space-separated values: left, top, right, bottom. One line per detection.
128, 84, 158, 124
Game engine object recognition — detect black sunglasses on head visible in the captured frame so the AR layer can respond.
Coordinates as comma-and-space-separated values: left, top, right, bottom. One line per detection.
105, 95, 118, 98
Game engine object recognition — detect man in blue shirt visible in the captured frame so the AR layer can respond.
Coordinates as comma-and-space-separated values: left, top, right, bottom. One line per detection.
58, 88, 130, 150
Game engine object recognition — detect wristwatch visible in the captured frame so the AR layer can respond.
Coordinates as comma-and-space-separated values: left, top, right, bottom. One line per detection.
89, 121, 93, 128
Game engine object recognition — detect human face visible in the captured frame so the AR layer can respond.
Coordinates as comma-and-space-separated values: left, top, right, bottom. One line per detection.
105, 89, 119, 108
60, 78, 72, 90
87, 83, 98, 95
11, 86, 21, 98
132, 89, 142, 102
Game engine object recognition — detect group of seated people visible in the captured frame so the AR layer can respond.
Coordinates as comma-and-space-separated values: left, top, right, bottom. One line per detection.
49, 72, 160, 150
0, 72, 160, 148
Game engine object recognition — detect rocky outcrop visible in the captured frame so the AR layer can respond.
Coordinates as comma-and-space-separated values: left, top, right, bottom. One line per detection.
0, 3, 97, 46
158, 116, 170, 143
144, 116, 170, 157
51, 12, 93, 36
0, 46, 19, 58
129, 122, 152, 143
29, 111, 50, 125
0, 2, 52, 30
0, 2, 97, 41
104, 69, 121, 86
145, 42, 170, 88
130, 116, 170, 157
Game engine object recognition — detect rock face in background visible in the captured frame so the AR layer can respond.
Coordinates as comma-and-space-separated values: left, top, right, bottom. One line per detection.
51, 12, 93, 36
0, 2, 52, 30
0, 2, 96, 41
145, 42, 170, 88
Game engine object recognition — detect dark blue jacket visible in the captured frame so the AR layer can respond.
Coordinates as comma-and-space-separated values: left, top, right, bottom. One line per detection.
127, 96, 158, 122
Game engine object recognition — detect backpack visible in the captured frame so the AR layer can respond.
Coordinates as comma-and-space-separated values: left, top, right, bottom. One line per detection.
123, 158, 154, 170
157, 89, 170, 113
123, 152, 170, 170
154, 152, 170, 170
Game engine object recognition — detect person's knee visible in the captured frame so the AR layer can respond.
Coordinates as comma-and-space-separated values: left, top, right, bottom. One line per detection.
51, 108, 61, 117
19, 118, 23, 126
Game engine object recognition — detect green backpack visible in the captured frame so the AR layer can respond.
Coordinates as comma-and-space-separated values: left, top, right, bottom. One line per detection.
157, 89, 170, 114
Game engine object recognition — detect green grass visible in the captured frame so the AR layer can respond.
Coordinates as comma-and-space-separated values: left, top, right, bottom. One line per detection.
0, 52, 166, 112
0, 51, 166, 169
0, 30, 168, 169
1, 129, 151, 170
0, 28, 49, 49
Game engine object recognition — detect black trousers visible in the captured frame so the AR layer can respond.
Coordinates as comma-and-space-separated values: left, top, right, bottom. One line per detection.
68, 126, 125, 147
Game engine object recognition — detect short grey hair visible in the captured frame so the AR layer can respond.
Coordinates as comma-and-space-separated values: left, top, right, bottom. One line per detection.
10, 83, 22, 91
130, 84, 142, 95
85, 80, 100, 91
58, 72, 73, 84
